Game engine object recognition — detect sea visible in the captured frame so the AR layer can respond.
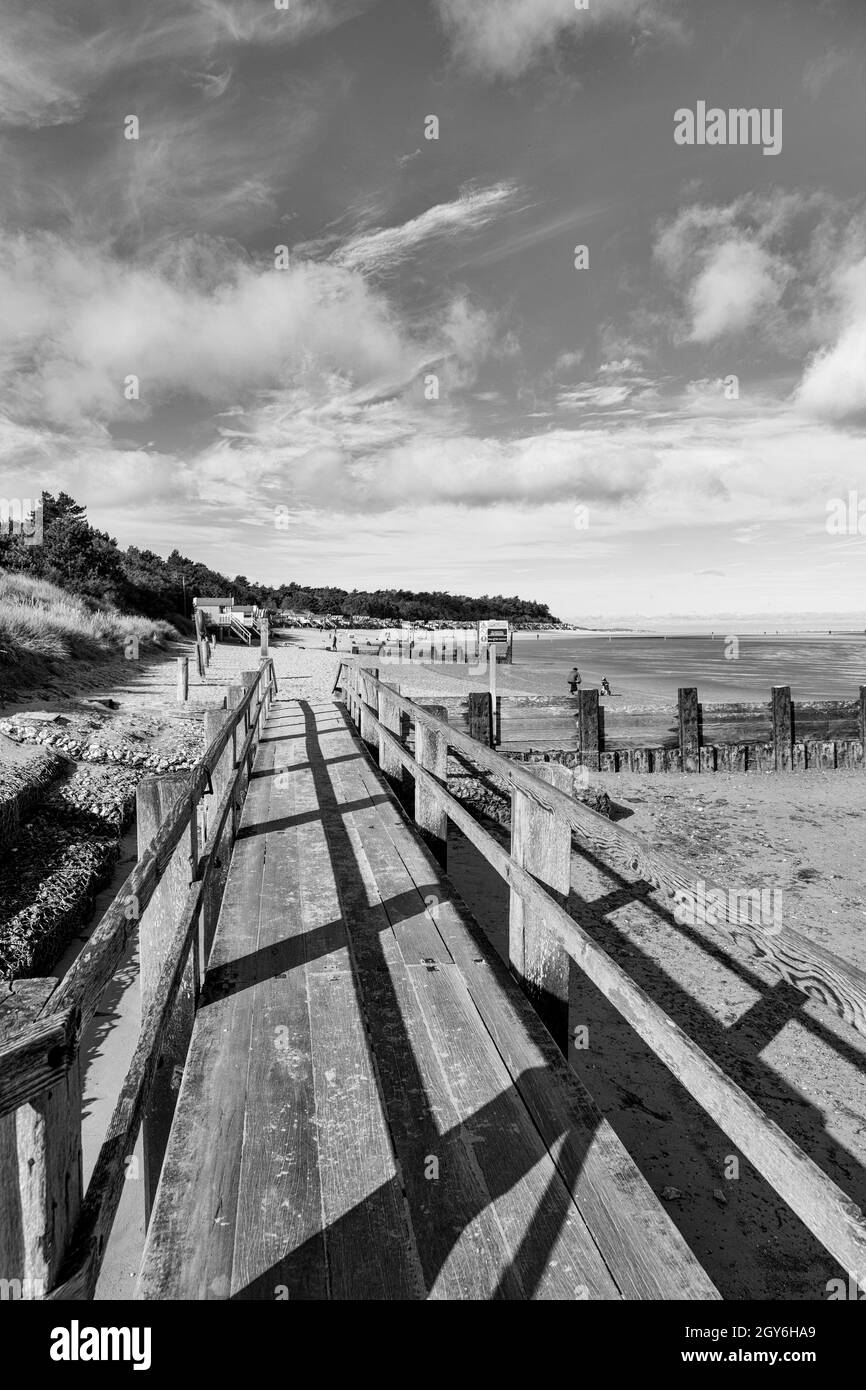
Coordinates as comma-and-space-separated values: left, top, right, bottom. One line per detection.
512, 628, 866, 702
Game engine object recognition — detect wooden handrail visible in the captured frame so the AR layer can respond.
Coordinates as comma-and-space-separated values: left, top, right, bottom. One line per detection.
341, 660, 866, 1284
0, 657, 277, 1300
338, 661, 866, 1040
42, 660, 276, 1034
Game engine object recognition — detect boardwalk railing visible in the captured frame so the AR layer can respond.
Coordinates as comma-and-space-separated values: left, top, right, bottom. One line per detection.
0, 659, 277, 1300
339, 661, 866, 1286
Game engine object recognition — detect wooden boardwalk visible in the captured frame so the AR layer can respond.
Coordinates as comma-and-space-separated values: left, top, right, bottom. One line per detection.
136, 698, 717, 1300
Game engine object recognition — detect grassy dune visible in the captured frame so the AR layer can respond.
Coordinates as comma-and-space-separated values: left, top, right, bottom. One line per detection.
0, 572, 178, 688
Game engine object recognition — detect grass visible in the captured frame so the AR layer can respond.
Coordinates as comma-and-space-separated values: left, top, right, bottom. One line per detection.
0, 572, 178, 687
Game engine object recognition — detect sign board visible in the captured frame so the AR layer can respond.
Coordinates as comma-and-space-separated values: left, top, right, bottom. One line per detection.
478, 620, 510, 646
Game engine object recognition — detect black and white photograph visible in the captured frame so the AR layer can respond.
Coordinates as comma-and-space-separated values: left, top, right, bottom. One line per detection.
1, 0, 865, 1344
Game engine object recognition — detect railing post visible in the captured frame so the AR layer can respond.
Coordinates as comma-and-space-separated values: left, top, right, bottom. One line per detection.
577, 689, 600, 771
359, 667, 379, 750
136, 774, 197, 1224
260, 617, 269, 658
678, 687, 700, 773
860, 686, 866, 770
415, 706, 449, 867
379, 684, 404, 789
202, 711, 234, 965
772, 685, 793, 771
177, 656, 189, 703
0, 982, 82, 1299
509, 763, 573, 1053
226, 684, 246, 839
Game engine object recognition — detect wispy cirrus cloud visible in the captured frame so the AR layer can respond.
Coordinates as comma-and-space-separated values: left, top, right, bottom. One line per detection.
333, 183, 519, 275
0, 0, 375, 130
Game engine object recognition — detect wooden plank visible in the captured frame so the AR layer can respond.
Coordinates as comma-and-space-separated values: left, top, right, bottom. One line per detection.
307, 972, 421, 1299
409, 962, 620, 1300
453, 950, 719, 1299
324, 761, 523, 1298
509, 762, 572, 1051
358, 666, 379, 750
231, 725, 327, 1301
861, 686, 866, 768
678, 688, 700, 772
136, 743, 274, 1299
378, 683, 404, 788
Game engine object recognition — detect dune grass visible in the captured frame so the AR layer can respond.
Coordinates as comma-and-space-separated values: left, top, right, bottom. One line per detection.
0, 571, 178, 687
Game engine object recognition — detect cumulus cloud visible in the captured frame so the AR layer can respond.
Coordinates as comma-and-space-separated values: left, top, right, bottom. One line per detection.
434, 0, 684, 79
796, 258, 866, 421
687, 240, 787, 342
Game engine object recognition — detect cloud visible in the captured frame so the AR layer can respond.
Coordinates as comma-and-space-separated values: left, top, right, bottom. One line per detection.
334, 184, 518, 275
687, 239, 787, 342
796, 258, 866, 421
0, 0, 374, 130
802, 49, 852, 99
433, 0, 684, 80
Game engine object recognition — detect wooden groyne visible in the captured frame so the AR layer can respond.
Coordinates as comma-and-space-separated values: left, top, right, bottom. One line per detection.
430, 684, 866, 772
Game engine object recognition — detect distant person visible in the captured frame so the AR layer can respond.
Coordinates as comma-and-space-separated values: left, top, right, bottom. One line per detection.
567, 667, 581, 693
601, 676, 612, 696
331, 632, 337, 651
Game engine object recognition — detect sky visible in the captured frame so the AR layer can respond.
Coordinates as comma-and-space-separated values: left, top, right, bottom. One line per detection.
1, 0, 866, 622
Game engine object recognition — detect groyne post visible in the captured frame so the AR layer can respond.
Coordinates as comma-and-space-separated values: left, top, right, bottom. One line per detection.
678, 688, 700, 772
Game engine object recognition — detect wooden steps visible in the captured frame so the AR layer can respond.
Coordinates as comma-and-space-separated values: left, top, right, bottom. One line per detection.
137, 699, 718, 1301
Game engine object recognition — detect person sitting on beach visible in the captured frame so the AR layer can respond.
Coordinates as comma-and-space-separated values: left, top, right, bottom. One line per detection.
600, 676, 612, 696
567, 667, 581, 693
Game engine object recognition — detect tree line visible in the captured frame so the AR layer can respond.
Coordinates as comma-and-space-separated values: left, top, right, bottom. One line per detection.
0, 493, 559, 626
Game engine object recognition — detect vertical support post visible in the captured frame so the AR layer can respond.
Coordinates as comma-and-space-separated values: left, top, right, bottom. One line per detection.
509, 763, 572, 1052
226, 684, 246, 837
202, 711, 233, 965
137, 774, 197, 1224
678, 687, 700, 773
359, 667, 379, 750
0, 982, 82, 1299
260, 617, 269, 658
772, 685, 793, 771
577, 689, 600, 772
468, 692, 493, 747
415, 706, 449, 866
859, 686, 866, 769
379, 684, 404, 788
177, 657, 189, 703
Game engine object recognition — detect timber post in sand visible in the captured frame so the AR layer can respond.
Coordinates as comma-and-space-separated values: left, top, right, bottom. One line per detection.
260, 617, 269, 658
177, 657, 189, 703
468, 691, 494, 747
509, 759, 573, 1052
136, 773, 198, 1223
678, 687, 700, 772
772, 685, 793, 771
577, 688, 600, 771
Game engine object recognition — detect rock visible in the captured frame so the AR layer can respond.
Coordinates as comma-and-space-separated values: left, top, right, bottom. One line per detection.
661, 1185, 683, 1201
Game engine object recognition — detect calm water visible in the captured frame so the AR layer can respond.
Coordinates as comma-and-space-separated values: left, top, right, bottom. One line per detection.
512, 633, 866, 701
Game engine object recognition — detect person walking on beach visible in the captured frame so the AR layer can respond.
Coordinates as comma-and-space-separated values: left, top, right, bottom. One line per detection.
601, 676, 612, 696
567, 666, 581, 693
